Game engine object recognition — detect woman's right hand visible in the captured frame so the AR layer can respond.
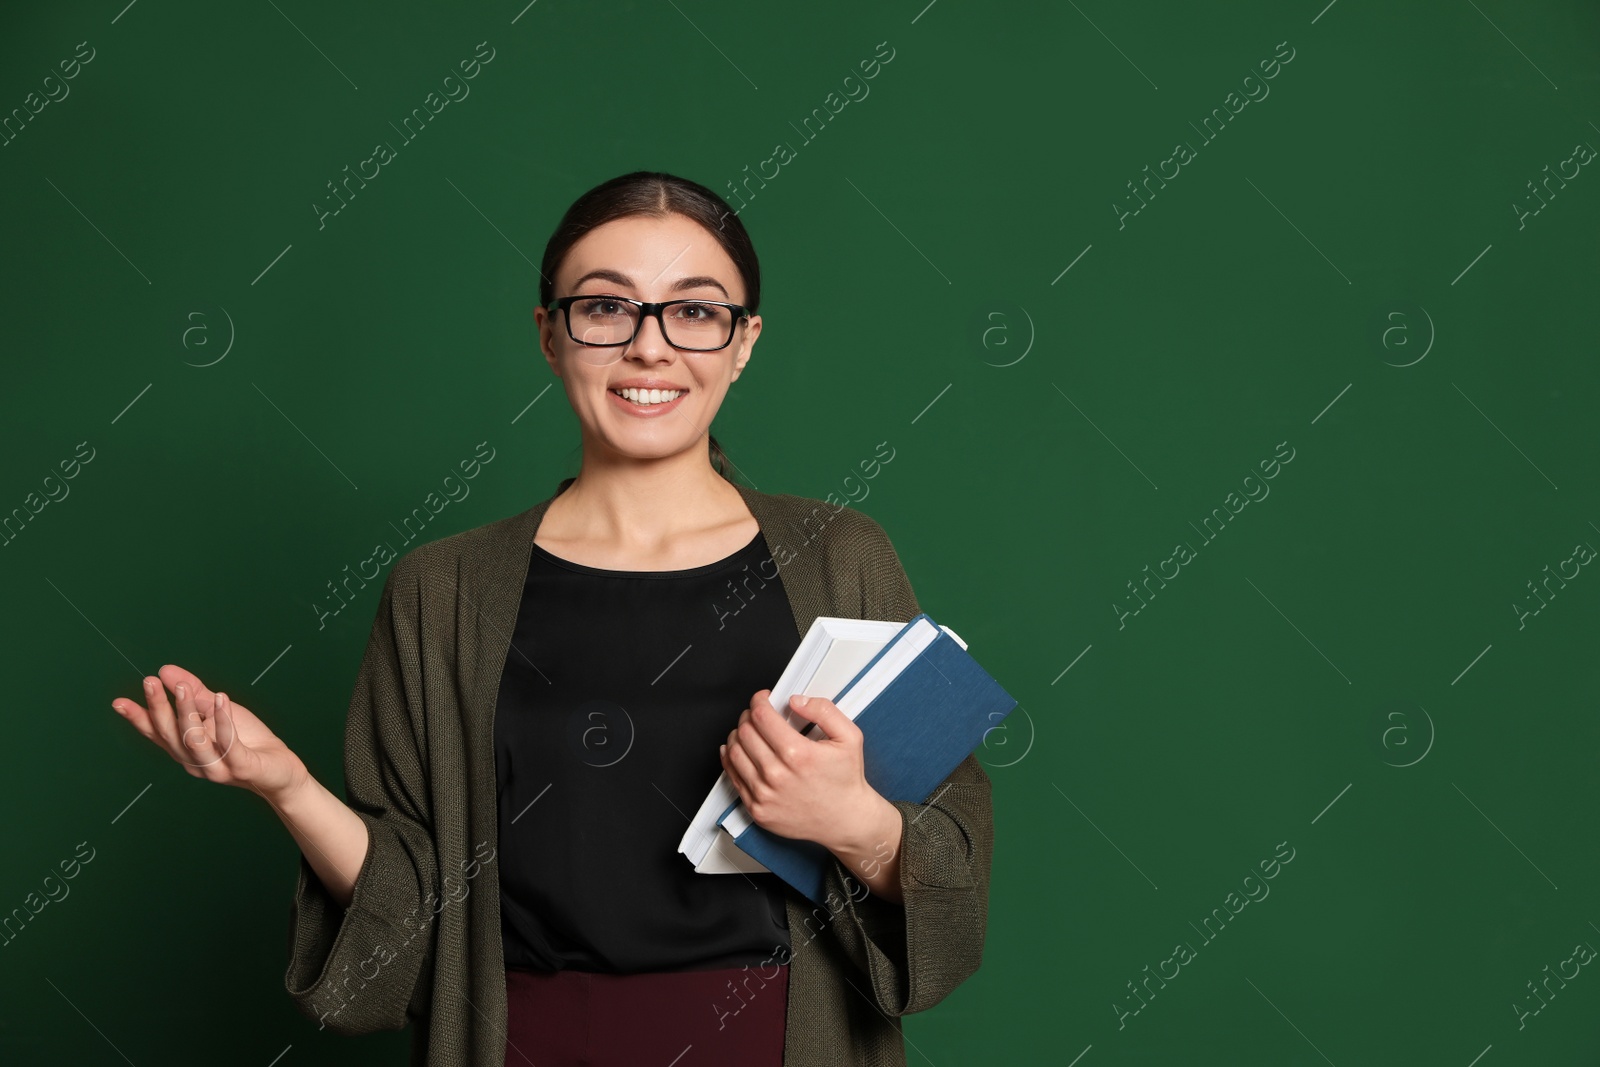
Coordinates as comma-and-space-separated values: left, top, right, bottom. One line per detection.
112, 664, 309, 802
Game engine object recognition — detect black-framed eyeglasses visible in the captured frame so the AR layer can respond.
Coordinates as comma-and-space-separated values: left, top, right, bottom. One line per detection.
546, 294, 751, 353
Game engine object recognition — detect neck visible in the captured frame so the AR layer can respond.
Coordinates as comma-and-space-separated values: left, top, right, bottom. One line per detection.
554, 439, 742, 543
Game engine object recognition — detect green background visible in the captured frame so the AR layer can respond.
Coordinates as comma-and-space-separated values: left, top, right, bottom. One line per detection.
3, 0, 1598, 1063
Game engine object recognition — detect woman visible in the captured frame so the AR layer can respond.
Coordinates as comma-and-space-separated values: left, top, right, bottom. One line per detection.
110, 171, 993, 1067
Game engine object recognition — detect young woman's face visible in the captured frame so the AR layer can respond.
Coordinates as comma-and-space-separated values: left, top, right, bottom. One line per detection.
536, 212, 762, 467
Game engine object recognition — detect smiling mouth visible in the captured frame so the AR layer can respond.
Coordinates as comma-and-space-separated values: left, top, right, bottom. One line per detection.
609, 387, 686, 406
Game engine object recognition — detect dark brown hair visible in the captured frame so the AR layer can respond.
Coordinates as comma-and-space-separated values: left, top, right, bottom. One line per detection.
541, 171, 759, 492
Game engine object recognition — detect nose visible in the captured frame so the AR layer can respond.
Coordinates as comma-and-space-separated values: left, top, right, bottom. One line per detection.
625, 308, 676, 361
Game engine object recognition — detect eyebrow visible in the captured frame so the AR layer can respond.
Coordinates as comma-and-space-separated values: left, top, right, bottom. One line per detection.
569, 268, 731, 300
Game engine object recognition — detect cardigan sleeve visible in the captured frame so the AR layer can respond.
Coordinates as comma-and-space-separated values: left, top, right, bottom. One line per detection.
284, 561, 443, 1035
817, 509, 994, 1017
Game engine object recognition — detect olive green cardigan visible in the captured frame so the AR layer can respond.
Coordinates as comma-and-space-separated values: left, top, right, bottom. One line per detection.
284, 483, 994, 1066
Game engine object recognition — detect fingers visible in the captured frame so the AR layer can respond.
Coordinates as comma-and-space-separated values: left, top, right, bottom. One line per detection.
112, 681, 159, 741
785, 693, 858, 743
143, 676, 186, 756
730, 719, 788, 797
211, 691, 244, 773
172, 680, 221, 771
112, 671, 247, 782
721, 740, 754, 800
735, 700, 782, 772
720, 748, 742, 796
159, 664, 213, 708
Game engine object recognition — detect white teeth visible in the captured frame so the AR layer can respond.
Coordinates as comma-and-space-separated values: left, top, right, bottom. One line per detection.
614, 388, 683, 405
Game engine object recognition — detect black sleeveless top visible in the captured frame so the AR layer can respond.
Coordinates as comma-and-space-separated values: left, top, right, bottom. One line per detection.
494, 526, 798, 974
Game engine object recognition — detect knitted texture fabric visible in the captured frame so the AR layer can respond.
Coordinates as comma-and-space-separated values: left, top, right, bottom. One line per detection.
283, 483, 994, 1066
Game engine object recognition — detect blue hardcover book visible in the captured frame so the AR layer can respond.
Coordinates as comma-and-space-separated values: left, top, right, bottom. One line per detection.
715, 612, 1016, 906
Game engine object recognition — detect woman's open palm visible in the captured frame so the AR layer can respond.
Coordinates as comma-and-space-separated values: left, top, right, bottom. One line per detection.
112, 665, 306, 799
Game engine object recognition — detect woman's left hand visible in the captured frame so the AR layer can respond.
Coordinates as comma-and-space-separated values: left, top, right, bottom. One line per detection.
720, 690, 883, 852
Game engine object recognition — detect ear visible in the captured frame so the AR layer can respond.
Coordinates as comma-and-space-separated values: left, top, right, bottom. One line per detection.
534, 306, 562, 377
730, 314, 760, 382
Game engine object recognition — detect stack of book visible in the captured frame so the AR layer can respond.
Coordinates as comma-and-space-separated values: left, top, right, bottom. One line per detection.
676, 612, 1016, 905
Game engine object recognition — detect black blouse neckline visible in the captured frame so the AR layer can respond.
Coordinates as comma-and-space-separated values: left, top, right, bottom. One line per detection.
527, 530, 764, 579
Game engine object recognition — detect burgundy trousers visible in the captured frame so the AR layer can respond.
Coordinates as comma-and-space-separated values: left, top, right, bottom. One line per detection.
504, 963, 789, 1067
